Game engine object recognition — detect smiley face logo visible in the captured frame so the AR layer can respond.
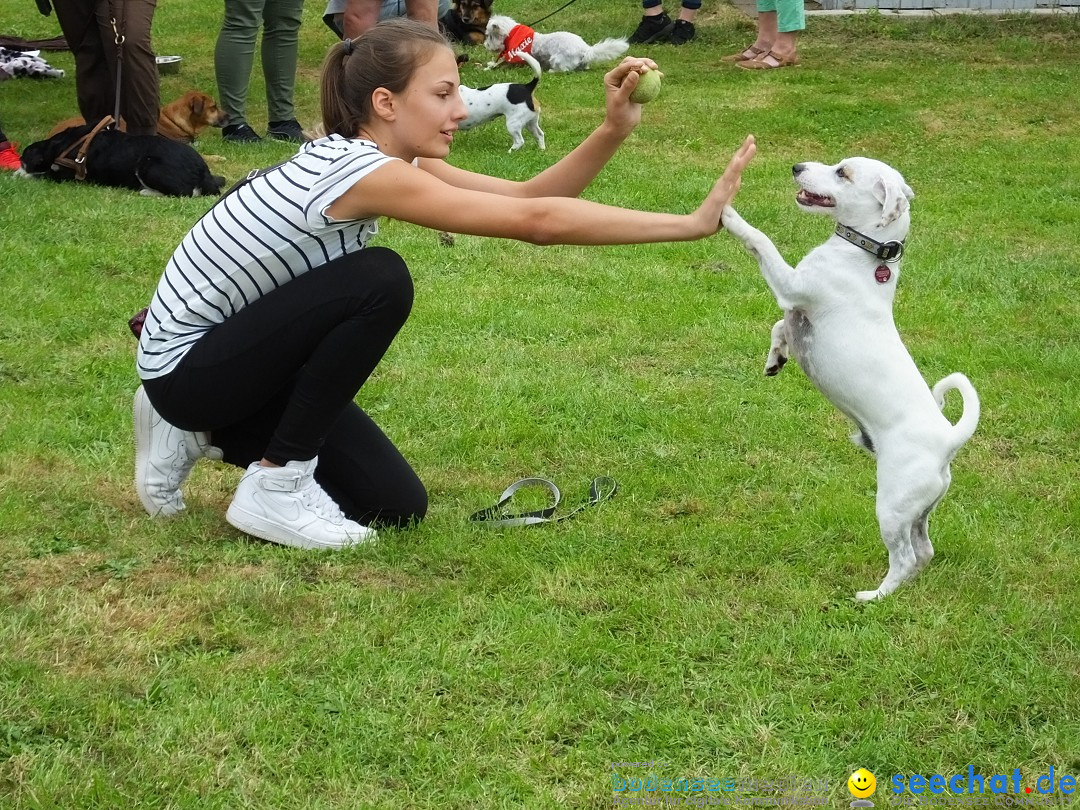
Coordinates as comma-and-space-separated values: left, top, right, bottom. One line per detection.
848, 769, 877, 799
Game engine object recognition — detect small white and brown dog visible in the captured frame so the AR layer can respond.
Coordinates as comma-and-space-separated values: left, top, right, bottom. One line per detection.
721, 157, 980, 601
483, 14, 628, 73
459, 51, 545, 152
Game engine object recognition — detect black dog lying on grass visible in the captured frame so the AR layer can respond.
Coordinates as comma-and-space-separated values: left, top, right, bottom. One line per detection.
18, 124, 226, 197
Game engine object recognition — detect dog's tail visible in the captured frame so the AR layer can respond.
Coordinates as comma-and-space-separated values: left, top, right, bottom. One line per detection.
586, 37, 630, 66
933, 372, 980, 455
519, 51, 542, 89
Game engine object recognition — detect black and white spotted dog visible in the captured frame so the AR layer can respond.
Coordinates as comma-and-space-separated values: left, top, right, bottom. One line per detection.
458, 51, 545, 153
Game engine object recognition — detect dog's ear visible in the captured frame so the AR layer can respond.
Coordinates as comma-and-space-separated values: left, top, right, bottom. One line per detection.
873, 174, 915, 227
191, 94, 206, 116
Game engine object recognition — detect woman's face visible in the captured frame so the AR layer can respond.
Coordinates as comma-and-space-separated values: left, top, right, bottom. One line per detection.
391, 47, 468, 159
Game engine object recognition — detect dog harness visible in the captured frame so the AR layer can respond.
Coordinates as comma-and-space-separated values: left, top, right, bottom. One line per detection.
52, 115, 115, 181
499, 24, 535, 64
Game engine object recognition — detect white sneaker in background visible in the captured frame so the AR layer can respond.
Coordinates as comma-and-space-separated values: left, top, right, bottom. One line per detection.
134, 385, 222, 517
225, 457, 376, 550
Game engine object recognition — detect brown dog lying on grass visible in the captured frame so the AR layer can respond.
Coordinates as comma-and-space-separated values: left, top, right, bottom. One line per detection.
47, 90, 228, 143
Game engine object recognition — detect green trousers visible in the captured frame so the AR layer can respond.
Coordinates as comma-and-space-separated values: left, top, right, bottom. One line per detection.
755, 0, 805, 33
214, 0, 304, 125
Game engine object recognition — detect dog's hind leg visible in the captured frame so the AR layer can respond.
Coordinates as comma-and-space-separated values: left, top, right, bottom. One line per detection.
910, 509, 934, 572
857, 506, 919, 602
764, 318, 789, 376
528, 118, 546, 150
857, 457, 947, 601
506, 123, 526, 152
912, 463, 951, 571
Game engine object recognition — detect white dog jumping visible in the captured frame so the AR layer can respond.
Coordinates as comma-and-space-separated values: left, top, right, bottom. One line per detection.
483, 14, 628, 73
721, 157, 980, 601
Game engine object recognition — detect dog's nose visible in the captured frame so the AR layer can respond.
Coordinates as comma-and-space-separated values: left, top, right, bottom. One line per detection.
792, 163, 806, 176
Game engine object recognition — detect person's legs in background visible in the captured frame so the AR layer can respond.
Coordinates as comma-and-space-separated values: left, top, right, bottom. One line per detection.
52, 0, 112, 123
773, 0, 803, 60
753, 3, 778, 55
629, 1, 702, 46
629, 0, 675, 44
263, 0, 305, 142
737, 0, 801, 69
113, 0, 160, 135
215, 0, 265, 142
669, 0, 701, 45
725, 0, 801, 67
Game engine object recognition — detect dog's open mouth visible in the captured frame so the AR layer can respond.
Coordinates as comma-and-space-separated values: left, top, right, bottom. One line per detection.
796, 189, 835, 207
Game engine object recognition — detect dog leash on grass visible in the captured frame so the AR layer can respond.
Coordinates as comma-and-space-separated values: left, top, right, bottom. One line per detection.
469, 476, 617, 527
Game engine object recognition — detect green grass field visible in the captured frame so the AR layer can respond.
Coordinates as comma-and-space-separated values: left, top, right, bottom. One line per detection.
1, 1, 1078, 807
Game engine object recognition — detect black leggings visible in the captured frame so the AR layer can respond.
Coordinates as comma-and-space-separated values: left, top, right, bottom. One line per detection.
142, 247, 427, 527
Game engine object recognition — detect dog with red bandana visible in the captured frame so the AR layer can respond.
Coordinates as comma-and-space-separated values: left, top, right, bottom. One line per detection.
482, 14, 628, 73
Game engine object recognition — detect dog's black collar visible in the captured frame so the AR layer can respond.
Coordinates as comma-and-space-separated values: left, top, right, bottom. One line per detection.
835, 222, 905, 263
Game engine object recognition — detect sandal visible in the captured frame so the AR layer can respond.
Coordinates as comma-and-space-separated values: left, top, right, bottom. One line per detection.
721, 44, 767, 63
738, 50, 800, 70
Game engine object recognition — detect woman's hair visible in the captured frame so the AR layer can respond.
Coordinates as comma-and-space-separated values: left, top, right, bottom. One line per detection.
320, 18, 452, 138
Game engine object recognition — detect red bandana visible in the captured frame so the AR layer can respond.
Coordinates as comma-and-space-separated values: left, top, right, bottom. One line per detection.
500, 24, 535, 63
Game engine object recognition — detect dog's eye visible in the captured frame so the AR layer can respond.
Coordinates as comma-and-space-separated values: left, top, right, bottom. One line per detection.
835, 166, 848, 180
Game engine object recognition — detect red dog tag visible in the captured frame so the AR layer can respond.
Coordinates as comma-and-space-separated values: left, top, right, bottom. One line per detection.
875, 266, 892, 284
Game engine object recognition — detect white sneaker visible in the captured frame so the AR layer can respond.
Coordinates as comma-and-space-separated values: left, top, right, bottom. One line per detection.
134, 385, 222, 517
225, 458, 377, 550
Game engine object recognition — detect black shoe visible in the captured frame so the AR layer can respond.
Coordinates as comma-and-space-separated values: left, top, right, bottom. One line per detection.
267, 119, 305, 143
222, 122, 262, 144
669, 19, 696, 45
629, 12, 674, 44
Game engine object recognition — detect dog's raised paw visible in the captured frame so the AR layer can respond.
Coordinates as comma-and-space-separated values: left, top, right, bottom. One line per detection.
764, 357, 786, 376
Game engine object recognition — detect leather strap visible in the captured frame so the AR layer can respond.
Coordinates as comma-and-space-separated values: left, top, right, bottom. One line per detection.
219, 159, 290, 200
469, 476, 617, 527
52, 115, 115, 181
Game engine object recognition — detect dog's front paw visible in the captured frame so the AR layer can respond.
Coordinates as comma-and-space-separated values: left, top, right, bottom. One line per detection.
855, 588, 882, 602
720, 205, 744, 234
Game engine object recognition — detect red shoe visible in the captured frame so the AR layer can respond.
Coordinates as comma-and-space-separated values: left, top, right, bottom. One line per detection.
0, 141, 20, 171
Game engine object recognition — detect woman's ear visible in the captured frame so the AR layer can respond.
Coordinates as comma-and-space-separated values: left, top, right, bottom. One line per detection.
370, 87, 396, 122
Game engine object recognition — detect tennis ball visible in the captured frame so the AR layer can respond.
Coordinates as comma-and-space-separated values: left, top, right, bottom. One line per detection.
629, 69, 662, 104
